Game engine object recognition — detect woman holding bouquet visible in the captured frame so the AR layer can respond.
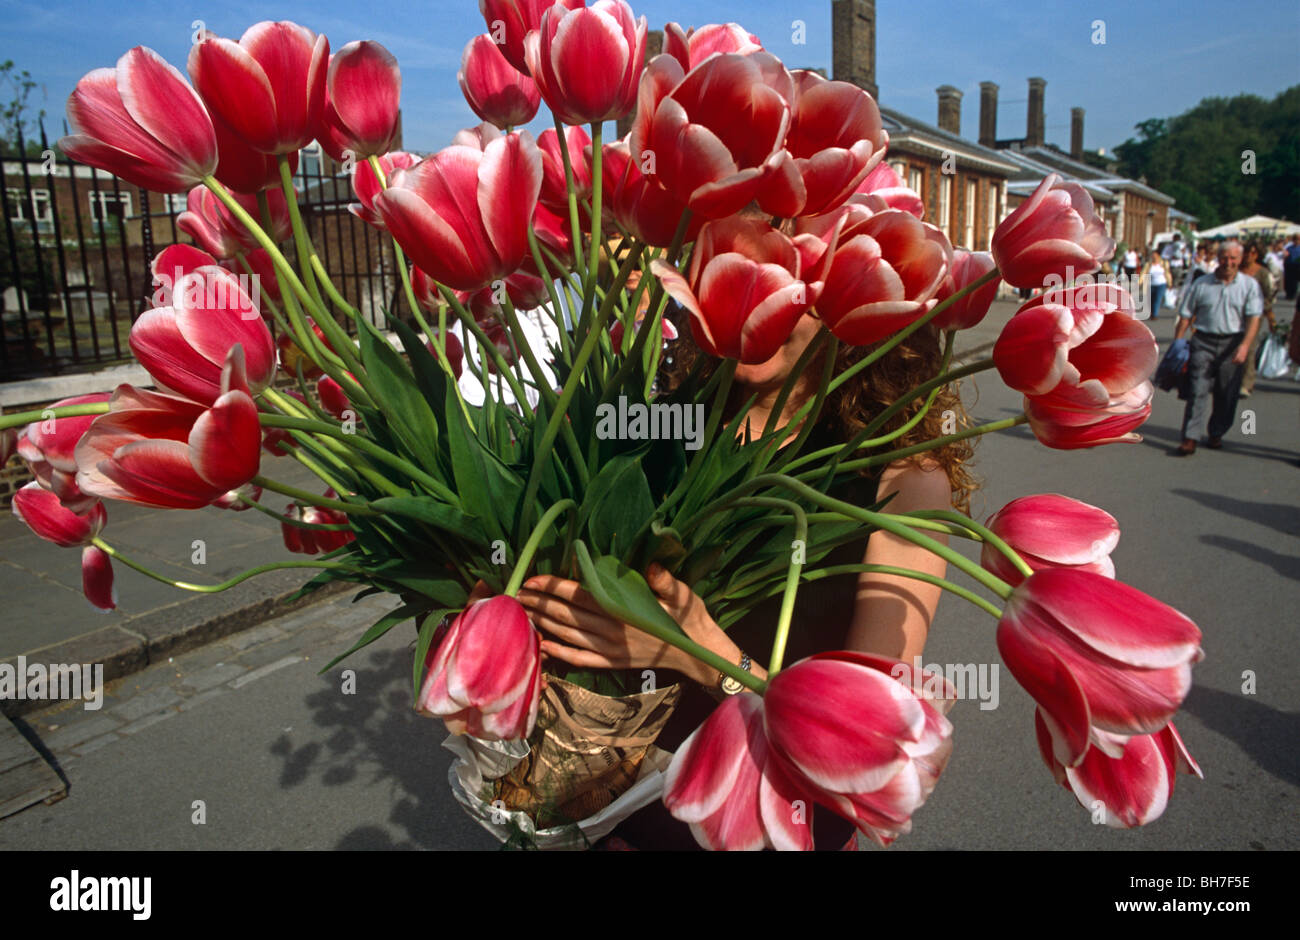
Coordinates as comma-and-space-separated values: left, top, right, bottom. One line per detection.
514, 307, 975, 850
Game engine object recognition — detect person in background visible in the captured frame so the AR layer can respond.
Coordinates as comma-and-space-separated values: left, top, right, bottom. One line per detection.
1165, 234, 1185, 286
1239, 240, 1278, 398
1144, 246, 1170, 320
1122, 244, 1140, 280
1171, 240, 1263, 455
1264, 239, 1286, 283
1284, 233, 1300, 300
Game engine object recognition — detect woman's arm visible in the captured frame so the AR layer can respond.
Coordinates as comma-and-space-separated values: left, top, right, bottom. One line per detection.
843, 457, 954, 663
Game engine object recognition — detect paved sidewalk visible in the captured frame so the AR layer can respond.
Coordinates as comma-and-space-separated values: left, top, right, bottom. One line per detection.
0, 456, 348, 713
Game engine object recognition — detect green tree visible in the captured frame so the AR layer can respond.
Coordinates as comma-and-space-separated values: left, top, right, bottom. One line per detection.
0, 60, 46, 156
1114, 88, 1299, 228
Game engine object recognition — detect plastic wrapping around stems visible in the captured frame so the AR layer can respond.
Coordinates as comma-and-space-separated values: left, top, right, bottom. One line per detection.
441, 674, 681, 851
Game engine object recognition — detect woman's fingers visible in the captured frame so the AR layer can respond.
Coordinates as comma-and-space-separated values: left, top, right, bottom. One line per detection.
517, 587, 619, 636
521, 575, 606, 615
540, 639, 618, 670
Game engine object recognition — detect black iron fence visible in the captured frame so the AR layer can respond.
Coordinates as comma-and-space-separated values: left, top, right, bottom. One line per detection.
1, 119, 409, 384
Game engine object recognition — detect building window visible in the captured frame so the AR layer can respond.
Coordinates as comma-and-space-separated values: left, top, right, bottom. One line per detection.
164, 193, 188, 214
963, 179, 976, 249
907, 166, 923, 197
88, 191, 132, 226
301, 142, 323, 177
7, 187, 54, 233
938, 175, 952, 238
889, 159, 907, 182
985, 181, 999, 249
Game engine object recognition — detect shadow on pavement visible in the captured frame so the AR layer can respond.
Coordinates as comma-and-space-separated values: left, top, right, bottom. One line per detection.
1182, 684, 1300, 788
268, 638, 496, 850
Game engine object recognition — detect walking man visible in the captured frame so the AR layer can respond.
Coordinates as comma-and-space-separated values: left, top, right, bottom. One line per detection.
1171, 240, 1263, 455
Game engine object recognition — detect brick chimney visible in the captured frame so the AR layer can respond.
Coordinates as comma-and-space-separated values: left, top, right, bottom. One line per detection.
1026, 77, 1046, 148
832, 0, 878, 102
1070, 107, 1085, 160
978, 81, 998, 147
616, 29, 663, 138
936, 85, 962, 135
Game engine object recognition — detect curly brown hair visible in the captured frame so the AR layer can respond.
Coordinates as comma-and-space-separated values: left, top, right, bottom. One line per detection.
660, 312, 981, 517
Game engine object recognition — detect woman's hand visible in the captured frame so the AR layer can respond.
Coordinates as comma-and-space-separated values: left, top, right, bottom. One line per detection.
516, 564, 762, 686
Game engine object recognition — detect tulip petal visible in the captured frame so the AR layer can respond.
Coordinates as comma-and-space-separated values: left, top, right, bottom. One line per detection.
81, 545, 117, 611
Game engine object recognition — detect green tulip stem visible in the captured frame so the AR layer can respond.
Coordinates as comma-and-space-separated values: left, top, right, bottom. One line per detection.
251, 474, 381, 517
0, 401, 110, 431
553, 114, 587, 282
504, 499, 577, 597
91, 537, 357, 593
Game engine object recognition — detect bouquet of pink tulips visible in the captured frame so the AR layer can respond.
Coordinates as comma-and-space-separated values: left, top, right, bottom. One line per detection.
1, 2, 1206, 850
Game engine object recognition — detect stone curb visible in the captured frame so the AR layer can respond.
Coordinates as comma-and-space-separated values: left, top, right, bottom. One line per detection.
1, 577, 352, 719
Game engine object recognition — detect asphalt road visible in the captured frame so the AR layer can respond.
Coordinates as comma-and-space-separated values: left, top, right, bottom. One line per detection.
2, 351, 1297, 851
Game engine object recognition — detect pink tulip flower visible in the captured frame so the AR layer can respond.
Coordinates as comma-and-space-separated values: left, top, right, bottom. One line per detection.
189, 21, 329, 155
130, 262, 276, 406
11, 484, 116, 611
931, 250, 1000, 331
997, 568, 1203, 768
991, 173, 1114, 289
981, 493, 1120, 587
316, 375, 352, 419
459, 34, 541, 130
59, 47, 217, 193
631, 52, 792, 219
663, 22, 763, 71
74, 348, 264, 510
763, 652, 955, 847
212, 483, 261, 511
1036, 713, 1202, 828
651, 217, 830, 364
224, 249, 283, 304
211, 106, 295, 193
417, 595, 543, 742
852, 161, 923, 218
11, 482, 107, 548
1022, 379, 1155, 449
810, 206, 952, 346
994, 284, 1157, 399
537, 125, 591, 214
524, 0, 646, 126
281, 492, 354, 554
758, 70, 887, 219
452, 122, 503, 151
426, 333, 465, 380
600, 140, 701, 248
479, 0, 585, 74
374, 132, 542, 292
176, 186, 292, 261
664, 651, 956, 850
663, 693, 815, 851
349, 151, 421, 230
316, 41, 402, 162
16, 393, 112, 514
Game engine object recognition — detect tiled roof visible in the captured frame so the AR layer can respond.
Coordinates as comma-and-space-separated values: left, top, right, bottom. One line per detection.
879, 107, 1019, 176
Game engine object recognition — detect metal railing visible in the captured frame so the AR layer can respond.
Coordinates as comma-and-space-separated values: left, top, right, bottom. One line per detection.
1, 120, 409, 384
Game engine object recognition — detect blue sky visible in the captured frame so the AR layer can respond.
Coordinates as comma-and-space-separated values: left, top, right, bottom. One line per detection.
3, 0, 1297, 155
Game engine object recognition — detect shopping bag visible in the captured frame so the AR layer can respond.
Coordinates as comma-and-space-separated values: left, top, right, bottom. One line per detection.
1164, 288, 1177, 308
1257, 333, 1293, 379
